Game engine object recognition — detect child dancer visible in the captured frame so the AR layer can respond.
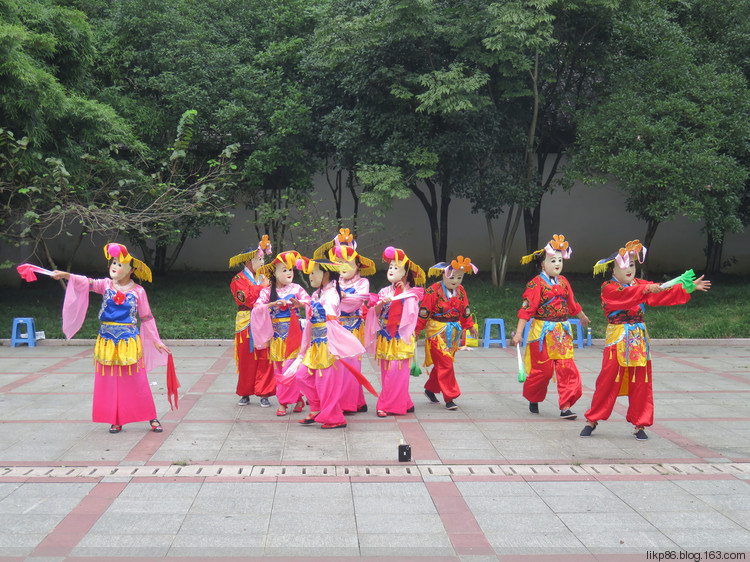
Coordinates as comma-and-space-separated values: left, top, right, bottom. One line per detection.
229, 236, 275, 407
365, 247, 425, 418
314, 228, 376, 414
293, 256, 366, 429
511, 235, 590, 419
251, 251, 310, 416
580, 240, 711, 440
52, 244, 171, 434
416, 256, 478, 410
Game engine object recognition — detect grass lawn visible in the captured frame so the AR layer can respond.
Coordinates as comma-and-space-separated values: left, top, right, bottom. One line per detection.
1, 270, 747, 341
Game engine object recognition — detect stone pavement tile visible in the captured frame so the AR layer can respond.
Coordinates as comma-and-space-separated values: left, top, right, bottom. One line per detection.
149, 422, 231, 462
0, 532, 47, 557
345, 425, 406, 461
352, 481, 433, 498
271, 496, 354, 515
457, 481, 539, 497
461, 495, 553, 514
722, 510, 750, 529
49, 358, 95, 374
107, 497, 196, 514
557, 512, 674, 546
354, 493, 440, 514
639, 510, 744, 531
482, 529, 586, 554
0, 423, 95, 462
61, 427, 147, 463
280, 429, 350, 462
602, 481, 715, 512
0, 482, 20, 502
263, 532, 359, 556
6, 372, 91, 393
87, 512, 186, 535
470, 512, 572, 536
178, 513, 271, 535
0, 513, 68, 534
358, 532, 454, 557
118, 481, 202, 498
269, 510, 356, 534
274, 481, 352, 498
662, 528, 750, 550
183, 394, 244, 421
0, 356, 65, 374
0, 482, 95, 508
355, 512, 445, 534
188, 482, 275, 514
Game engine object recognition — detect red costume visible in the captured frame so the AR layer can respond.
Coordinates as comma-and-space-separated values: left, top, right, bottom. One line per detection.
585, 278, 691, 428
518, 273, 583, 409
416, 282, 474, 403
231, 268, 275, 399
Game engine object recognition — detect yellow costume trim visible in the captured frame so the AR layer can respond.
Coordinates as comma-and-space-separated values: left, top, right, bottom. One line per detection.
376, 333, 416, 361
520, 249, 545, 265
604, 324, 649, 368
94, 333, 143, 367
302, 341, 335, 370
522, 318, 574, 374
269, 336, 299, 363
423, 320, 460, 367
235, 310, 251, 333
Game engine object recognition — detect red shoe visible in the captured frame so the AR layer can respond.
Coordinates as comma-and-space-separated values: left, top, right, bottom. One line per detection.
377, 410, 388, 418
321, 422, 347, 429
292, 399, 305, 413
149, 419, 163, 433
276, 407, 288, 417
298, 414, 317, 425
109, 424, 122, 434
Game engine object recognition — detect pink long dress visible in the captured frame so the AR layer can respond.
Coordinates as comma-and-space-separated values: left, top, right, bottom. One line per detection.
338, 275, 369, 412
294, 281, 366, 425
62, 275, 168, 426
251, 283, 311, 406
364, 284, 423, 415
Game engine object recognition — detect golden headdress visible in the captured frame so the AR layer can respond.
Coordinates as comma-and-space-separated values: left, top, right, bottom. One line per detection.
593, 240, 648, 276
382, 246, 425, 286
520, 234, 572, 265
228, 235, 272, 269
104, 243, 152, 283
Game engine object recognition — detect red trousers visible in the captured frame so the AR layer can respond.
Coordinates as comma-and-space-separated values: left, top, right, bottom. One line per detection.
424, 339, 460, 402
522, 344, 582, 409
585, 352, 654, 428
235, 328, 275, 398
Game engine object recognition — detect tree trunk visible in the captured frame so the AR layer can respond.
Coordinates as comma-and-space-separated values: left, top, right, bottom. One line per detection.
498, 205, 523, 287
410, 178, 449, 262
347, 170, 360, 236
486, 214, 498, 286
704, 231, 724, 274
641, 218, 660, 280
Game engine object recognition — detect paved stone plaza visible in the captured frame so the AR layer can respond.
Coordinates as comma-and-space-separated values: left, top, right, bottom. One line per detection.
0, 339, 749, 561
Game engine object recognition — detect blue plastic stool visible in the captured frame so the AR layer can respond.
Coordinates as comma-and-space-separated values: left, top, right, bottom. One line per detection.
482, 318, 506, 348
11, 317, 36, 348
568, 318, 585, 349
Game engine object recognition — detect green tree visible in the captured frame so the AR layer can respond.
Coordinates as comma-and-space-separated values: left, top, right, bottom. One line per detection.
571, 3, 750, 277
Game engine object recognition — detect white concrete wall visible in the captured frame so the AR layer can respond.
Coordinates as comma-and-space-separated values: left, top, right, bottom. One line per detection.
4, 173, 750, 278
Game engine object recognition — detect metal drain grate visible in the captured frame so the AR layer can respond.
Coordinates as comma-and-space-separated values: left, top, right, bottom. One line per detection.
2, 463, 749, 480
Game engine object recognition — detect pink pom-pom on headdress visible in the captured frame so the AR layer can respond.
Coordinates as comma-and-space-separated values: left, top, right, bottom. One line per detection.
107, 243, 123, 258
383, 246, 397, 260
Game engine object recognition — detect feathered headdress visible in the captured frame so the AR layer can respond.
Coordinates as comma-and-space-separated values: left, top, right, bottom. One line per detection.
593, 240, 648, 276
295, 256, 345, 275
428, 256, 479, 277
382, 246, 426, 286
228, 235, 272, 268
520, 234, 572, 265
104, 243, 152, 283
258, 250, 301, 278
314, 228, 376, 276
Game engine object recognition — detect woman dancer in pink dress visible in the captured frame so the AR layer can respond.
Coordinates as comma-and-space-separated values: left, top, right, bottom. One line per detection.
291, 256, 366, 429
52, 243, 171, 434
251, 251, 311, 416
313, 228, 376, 414
365, 247, 425, 418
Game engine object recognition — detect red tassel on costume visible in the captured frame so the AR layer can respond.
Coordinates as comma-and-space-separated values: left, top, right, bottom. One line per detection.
167, 354, 180, 410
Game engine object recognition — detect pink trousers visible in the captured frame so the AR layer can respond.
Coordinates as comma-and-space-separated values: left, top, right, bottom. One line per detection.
93, 363, 157, 425
295, 363, 345, 425
376, 359, 414, 415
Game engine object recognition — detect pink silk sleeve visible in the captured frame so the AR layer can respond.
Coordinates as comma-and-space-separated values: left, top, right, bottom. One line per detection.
397, 287, 423, 341
134, 285, 168, 373
364, 306, 379, 355
327, 319, 366, 358
250, 287, 273, 349
62, 274, 93, 339
340, 277, 369, 313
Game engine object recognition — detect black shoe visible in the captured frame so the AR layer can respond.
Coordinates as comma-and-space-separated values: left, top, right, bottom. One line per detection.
634, 428, 648, 440
424, 389, 439, 403
259, 397, 271, 408
237, 396, 250, 406
357, 404, 368, 413
445, 401, 458, 410
580, 424, 596, 437
560, 409, 577, 420
529, 402, 539, 414
406, 406, 415, 413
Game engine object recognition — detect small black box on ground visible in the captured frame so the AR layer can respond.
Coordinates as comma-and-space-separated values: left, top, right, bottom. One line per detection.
398, 443, 411, 462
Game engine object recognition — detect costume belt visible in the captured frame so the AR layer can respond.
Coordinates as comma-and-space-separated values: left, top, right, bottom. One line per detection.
623, 322, 649, 365
426, 320, 462, 350
537, 320, 571, 352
